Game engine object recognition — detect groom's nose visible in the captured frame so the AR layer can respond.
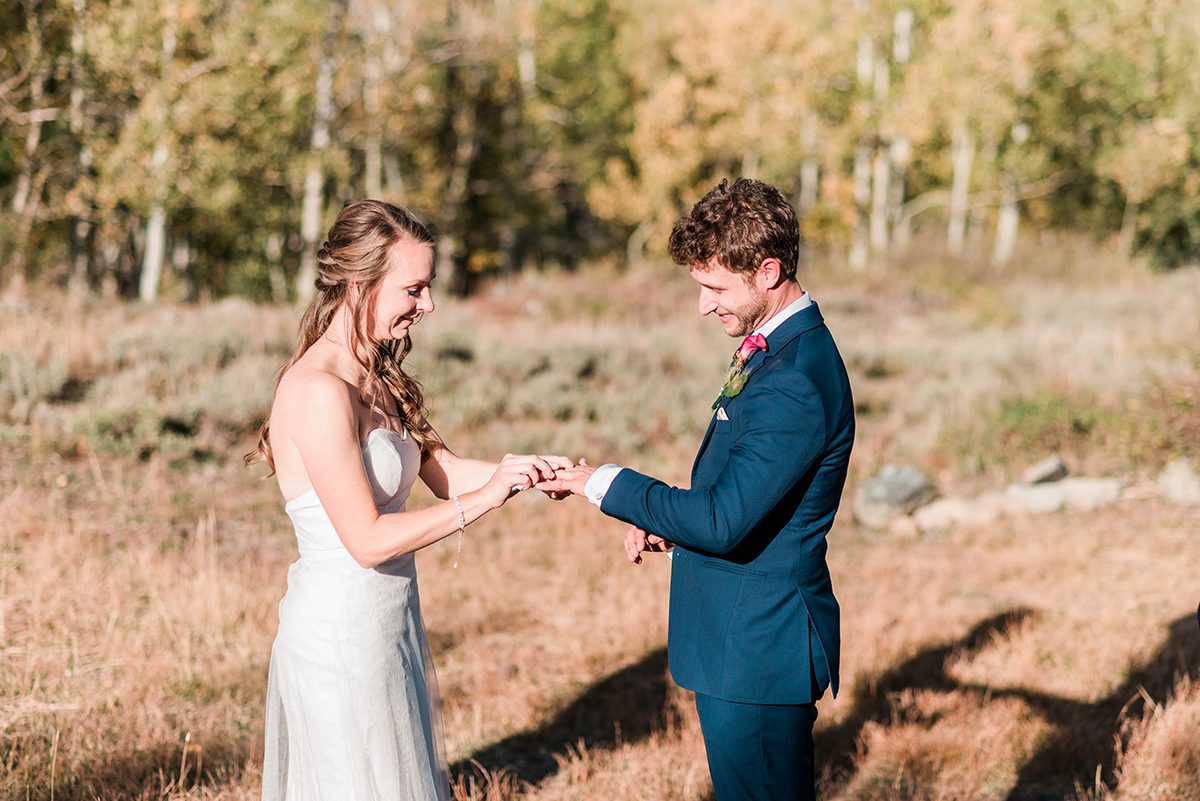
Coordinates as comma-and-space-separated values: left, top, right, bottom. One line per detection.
697, 288, 718, 316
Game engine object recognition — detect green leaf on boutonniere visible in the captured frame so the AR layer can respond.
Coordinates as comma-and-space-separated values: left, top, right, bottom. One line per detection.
711, 366, 750, 409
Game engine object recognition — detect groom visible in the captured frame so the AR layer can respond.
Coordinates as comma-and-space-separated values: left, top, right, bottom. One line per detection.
543, 178, 855, 801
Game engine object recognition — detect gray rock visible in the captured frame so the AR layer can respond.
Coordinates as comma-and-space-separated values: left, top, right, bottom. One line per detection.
1007, 477, 1121, 514
1159, 458, 1200, 506
1006, 483, 1067, 514
914, 492, 1026, 532
1061, 477, 1122, 511
1022, 455, 1069, 485
854, 464, 936, 528
914, 498, 988, 532
888, 515, 920, 539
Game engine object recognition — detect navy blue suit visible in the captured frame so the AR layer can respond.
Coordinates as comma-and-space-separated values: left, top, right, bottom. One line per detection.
601, 302, 854, 800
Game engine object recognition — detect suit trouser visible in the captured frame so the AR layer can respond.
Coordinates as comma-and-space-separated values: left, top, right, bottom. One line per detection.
695, 692, 818, 801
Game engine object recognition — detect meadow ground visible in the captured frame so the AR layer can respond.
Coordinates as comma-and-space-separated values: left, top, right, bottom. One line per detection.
2, 237, 1198, 800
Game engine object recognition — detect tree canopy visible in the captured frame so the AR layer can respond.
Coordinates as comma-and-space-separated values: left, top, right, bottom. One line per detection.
2, 0, 1198, 301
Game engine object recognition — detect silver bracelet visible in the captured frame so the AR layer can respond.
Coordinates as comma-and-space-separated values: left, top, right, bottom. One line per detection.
451, 495, 465, 569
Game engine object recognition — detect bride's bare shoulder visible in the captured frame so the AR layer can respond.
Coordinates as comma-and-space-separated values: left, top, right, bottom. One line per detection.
273, 360, 357, 429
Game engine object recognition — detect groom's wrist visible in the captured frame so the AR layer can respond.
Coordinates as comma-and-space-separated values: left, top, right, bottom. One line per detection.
584, 464, 622, 507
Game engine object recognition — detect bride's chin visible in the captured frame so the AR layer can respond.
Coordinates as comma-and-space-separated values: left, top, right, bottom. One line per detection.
390, 318, 416, 336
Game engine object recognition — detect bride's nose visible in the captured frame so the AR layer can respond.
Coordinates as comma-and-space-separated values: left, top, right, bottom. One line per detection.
419, 287, 435, 314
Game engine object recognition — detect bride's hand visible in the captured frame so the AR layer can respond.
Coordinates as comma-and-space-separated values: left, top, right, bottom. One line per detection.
479, 454, 558, 509
537, 454, 575, 499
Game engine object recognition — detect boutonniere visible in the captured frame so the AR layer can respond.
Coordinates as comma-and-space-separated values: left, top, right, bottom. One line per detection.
711, 334, 767, 410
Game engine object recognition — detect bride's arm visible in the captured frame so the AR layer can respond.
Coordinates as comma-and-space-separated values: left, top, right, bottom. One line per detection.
283, 374, 553, 568
418, 422, 572, 500
419, 435, 500, 500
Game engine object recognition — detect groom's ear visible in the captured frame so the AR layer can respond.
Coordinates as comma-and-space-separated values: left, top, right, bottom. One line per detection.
757, 257, 784, 290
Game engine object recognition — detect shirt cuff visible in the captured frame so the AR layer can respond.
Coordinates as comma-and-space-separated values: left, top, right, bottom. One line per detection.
584, 464, 623, 507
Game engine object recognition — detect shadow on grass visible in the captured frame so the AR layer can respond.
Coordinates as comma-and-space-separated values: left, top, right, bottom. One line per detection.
37, 737, 251, 801
994, 612, 1200, 801
452, 646, 670, 789
812, 607, 1200, 800
814, 607, 1038, 791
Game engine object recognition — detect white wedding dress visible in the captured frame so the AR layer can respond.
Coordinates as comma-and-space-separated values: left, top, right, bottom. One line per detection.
261, 427, 451, 801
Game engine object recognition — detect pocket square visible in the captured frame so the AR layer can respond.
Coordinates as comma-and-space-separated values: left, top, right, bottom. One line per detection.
716, 407, 729, 421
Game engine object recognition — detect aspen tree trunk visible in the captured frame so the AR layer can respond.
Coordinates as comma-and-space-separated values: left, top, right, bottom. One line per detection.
359, 0, 395, 200
991, 124, 1027, 269
870, 146, 890, 255
11, 71, 46, 219
869, 57, 890, 258
625, 220, 653, 270
889, 8, 913, 252
383, 154, 406, 200
363, 48, 383, 199
139, 0, 178, 303
850, 142, 871, 271
1116, 198, 1139, 258
139, 144, 169, 302
991, 176, 1019, 269
297, 0, 346, 304
11, 6, 46, 228
69, 0, 95, 291
799, 112, 819, 212
516, 4, 537, 98
890, 139, 911, 252
948, 124, 974, 256
849, 14, 872, 272
438, 78, 476, 294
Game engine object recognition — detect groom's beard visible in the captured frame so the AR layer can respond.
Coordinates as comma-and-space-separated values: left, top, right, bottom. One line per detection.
728, 292, 769, 337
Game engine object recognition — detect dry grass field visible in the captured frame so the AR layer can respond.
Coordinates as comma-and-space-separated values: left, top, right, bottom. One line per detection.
2, 238, 1199, 800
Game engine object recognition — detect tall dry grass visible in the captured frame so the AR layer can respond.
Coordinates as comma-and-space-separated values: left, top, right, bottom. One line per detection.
2, 239, 1198, 800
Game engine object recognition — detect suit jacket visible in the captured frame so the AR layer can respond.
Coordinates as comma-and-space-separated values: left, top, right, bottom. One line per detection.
601, 302, 854, 705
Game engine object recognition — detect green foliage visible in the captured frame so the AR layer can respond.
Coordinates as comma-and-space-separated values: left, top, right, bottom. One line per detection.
1, 0, 1199, 297
940, 380, 1200, 475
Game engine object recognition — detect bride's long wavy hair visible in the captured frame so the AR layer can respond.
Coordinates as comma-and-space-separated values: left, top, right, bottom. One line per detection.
245, 200, 438, 474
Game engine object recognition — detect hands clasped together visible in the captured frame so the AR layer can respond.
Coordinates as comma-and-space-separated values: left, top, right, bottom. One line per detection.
488, 456, 673, 565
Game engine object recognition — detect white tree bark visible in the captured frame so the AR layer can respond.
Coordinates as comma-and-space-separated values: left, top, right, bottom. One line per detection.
870, 146, 890, 256
889, 8, 913, 252
139, 143, 170, 302
139, 1, 178, 303
850, 142, 871, 271
383, 154, 406, 201
297, 1, 346, 304
1116, 197, 1139, 258
991, 176, 1019, 268
850, 6, 872, 272
868, 53, 890, 259
893, 7, 914, 65
10, 73, 45, 217
799, 112, 819, 212
69, 0, 94, 290
363, 49, 383, 199
948, 125, 974, 256
890, 137, 911, 252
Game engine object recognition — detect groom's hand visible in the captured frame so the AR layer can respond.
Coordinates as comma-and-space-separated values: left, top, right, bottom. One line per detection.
534, 458, 595, 496
624, 525, 673, 564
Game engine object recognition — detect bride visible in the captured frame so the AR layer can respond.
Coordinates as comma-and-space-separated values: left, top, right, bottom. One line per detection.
246, 200, 566, 800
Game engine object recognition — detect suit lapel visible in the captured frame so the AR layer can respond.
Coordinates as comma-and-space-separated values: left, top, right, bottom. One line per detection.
690, 302, 827, 478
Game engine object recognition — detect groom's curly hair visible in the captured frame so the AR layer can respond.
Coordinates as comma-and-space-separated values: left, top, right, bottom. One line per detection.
668, 178, 800, 281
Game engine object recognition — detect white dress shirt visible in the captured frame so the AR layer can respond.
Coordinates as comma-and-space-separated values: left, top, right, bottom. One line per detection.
583, 292, 812, 507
